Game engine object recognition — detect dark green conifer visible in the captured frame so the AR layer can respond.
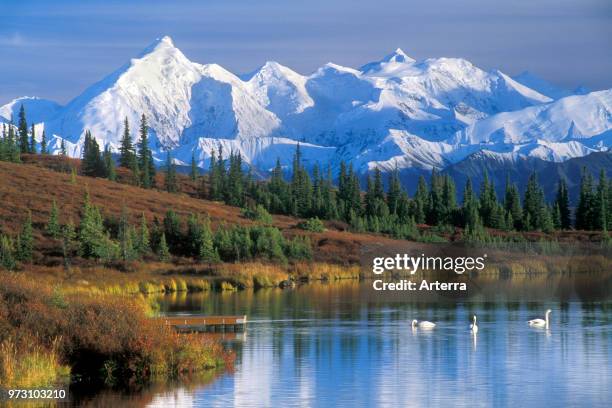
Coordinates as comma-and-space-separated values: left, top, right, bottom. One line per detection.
17, 105, 28, 153
40, 130, 48, 154
164, 152, 177, 193
138, 114, 155, 188
46, 200, 61, 238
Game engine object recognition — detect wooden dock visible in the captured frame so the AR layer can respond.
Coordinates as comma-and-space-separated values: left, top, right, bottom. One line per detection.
157, 315, 247, 333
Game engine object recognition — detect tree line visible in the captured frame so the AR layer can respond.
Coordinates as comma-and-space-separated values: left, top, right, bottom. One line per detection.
0, 192, 312, 271
202, 143, 612, 236
2, 104, 611, 240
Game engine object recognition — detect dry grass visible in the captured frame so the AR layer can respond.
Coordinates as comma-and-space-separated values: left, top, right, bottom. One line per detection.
211, 262, 289, 288
0, 272, 233, 387
0, 337, 69, 388
290, 262, 362, 281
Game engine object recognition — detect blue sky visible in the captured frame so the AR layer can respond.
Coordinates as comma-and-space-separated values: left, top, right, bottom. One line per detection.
1, 0, 610, 103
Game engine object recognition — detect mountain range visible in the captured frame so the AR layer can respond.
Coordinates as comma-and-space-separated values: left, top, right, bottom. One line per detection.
1, 36, 610, 193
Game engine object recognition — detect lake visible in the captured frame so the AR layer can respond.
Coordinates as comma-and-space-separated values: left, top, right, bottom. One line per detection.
72, 275, 611, 407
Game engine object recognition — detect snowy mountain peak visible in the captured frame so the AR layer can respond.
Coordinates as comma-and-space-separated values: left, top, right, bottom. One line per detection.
158, 35, 174, 45
138, 35, 179, 58
244, 61, 301, 81
384, 48, 414, 64
360, 49, 415, 75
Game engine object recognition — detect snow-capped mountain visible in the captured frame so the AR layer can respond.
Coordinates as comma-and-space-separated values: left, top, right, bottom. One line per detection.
0, 97, 62, 125
453, 90, 612, 145
1, 36, 610, 180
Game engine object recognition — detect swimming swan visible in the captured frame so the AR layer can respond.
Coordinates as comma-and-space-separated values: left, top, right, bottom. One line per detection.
411, 319, 436, 329
470, 315, 478, 333
528, 309, 551, 329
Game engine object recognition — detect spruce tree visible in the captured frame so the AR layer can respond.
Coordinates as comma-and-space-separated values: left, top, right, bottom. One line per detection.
164, 152, 178, 193
16, 212, 33, 263
553, 203, 562, 230
441, 175, 457, 225
3, 119, 20, 163
137, 114, 155, 188
594, 170, 608, 231
540, 205, 555, 233
478, 172, 498, 227
269, 157, 287, 213
0, 124, 7, 162
0, 235, 16, 270
607, 179, 612, 231
504, 176, 523, 230
226, 151, 245, 206
118, 206, 136, 261
46, 200, 61, 238
216, 146, 226, 199
190, 151, 198, 181
387, 168, 402, 215
290, 144, 312, 217
103, 144, 116, 181
555, 178, 571, 229
61, 220, 77, 269
157, 233, 170, 262
523, 173, 547, 231
364, 173, 376, 217
414, 176, 428, 224
463, 178, 480, 230
208, 148, 218, 199
186, 214, 204, 257
60, 139, 67, 156
119, 117, 135, 167
40, 130, 48, 154
428, 170, 447, 225
163, 210, 182, 253
311, 164, 323, 216
29, 123, 36, 153
81, 131, 105, 177
135, 213, 150, 256
346, 164, 361, 220
17, 104, 28, 153
79, 191, 117, 260
575, 168, 594, 230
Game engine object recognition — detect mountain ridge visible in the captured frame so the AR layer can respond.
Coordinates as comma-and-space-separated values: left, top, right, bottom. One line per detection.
1, 35, 610, 183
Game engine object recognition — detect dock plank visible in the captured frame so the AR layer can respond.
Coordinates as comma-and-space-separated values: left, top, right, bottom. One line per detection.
156, 315, 247, 332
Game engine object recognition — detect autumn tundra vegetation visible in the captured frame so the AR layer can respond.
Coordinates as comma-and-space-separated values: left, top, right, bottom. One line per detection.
0, 106, 610, 388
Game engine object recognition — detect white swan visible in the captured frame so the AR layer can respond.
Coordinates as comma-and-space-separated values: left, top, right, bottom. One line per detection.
528, 309, 551, 329
411, 319, 436, 329
470, 315, 478, 333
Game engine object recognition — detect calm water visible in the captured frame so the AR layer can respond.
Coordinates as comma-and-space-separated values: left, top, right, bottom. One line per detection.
74, 276, 611, 407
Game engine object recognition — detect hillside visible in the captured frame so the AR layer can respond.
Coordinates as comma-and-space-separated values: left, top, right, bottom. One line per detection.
0, 158, 391, 264
1, 157, 608, 271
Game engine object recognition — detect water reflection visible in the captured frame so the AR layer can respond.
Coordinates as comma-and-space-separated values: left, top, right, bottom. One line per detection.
82, 276, 612, 407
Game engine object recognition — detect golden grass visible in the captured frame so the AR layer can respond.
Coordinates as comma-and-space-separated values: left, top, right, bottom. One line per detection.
0, 272, 232, 386
290, 262, 362, 281
0, 337, 70, 388
212, 262, 288, 288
